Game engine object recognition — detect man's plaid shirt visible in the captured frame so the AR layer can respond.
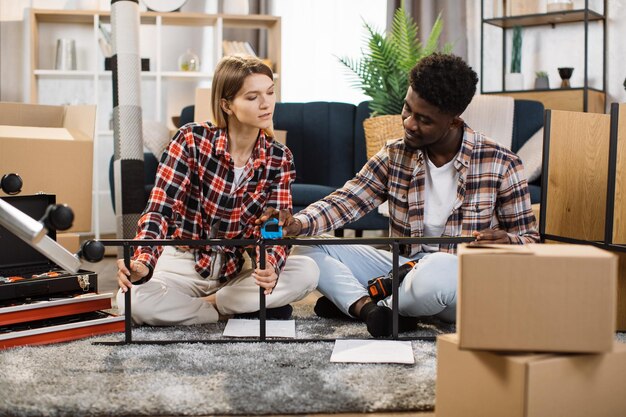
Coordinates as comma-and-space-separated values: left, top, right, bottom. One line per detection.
295, 126, 539, 256
133, 123, 295, 281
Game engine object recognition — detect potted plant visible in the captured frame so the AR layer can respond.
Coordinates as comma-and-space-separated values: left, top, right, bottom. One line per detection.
505, 26, 523, 91
337, 4, 451, 158
534, 71, 549, 89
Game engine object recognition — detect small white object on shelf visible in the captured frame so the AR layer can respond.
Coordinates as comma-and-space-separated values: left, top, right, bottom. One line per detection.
178, 49, 200, 72
223, 0, 249, 15
547, 0, 574, 12
141, 0, 187, 12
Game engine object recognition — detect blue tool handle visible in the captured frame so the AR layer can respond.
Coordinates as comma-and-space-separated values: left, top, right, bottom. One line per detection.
260, 218, 283, 239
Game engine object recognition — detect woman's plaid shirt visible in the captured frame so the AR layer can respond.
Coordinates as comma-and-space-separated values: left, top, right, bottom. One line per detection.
295, 126, 539, 256
133, 123, 295, 281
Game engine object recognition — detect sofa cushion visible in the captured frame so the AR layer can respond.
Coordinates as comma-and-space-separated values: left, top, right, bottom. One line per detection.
516, 127, 543, 183
511, 99, 544, 153
274, 102, 356, 187
292, 183, 336, 207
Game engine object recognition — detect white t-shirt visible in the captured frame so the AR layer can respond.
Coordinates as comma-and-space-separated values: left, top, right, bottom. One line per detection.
422, 154, 460, 252
232, 165, 246, 191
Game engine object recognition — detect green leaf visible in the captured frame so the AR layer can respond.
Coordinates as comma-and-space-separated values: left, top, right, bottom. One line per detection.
337, 7, 453, 115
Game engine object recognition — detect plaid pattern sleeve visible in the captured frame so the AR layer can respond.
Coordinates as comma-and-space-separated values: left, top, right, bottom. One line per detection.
295, 127, 539, 254
132, 123, 295, 281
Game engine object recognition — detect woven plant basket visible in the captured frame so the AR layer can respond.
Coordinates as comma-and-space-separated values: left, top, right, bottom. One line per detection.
363, 114, 404, 159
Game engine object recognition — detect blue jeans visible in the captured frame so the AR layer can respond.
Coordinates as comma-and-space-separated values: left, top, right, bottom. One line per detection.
291, 243, 458, 323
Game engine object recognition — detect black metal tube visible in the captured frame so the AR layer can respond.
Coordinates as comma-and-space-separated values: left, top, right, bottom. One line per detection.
96, 236, 475, 247
539, 110, 551, 241
123, 243, 132, 344
605, 103, 619, 245
93, 335, 437, 346
392, 242, 399, 339
259, 242, 266, 341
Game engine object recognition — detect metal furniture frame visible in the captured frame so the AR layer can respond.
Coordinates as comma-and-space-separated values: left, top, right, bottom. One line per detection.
94, 236, 474, 345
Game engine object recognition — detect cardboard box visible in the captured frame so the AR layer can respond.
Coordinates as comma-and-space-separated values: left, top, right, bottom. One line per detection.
0, 102, 95, 232
194, 87, 212, 123
56, 232, 81, 253
435, 334, 626, 417
457, 243, 617, 353
506, 0, 542, 16
617, 252, 626, 331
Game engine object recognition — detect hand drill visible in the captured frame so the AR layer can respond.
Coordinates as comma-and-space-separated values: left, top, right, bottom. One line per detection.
367, 259, 419, 302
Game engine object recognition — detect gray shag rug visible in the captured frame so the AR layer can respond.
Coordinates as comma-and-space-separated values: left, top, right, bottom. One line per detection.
0, 303, 454, 417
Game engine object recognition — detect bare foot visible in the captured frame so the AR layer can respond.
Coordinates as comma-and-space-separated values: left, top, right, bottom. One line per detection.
202, 294, 231, 321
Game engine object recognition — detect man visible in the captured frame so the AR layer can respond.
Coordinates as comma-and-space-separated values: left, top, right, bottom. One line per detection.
259, 53, 539, 337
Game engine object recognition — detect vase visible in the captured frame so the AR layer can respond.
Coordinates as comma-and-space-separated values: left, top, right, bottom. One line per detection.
223, 0, 249, 15
178, 49, 200, 72
558, 67, 574, 88
534, 76, 549, 90
505, 73, 524, 91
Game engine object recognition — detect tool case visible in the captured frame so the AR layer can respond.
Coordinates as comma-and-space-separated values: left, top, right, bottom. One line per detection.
0, 194, 97, 305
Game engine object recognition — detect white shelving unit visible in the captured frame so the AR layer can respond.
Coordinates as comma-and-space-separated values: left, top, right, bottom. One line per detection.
27, 8, 281, 236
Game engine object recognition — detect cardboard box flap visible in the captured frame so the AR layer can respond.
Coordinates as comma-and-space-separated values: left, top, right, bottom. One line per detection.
458, 243, 533, 256
0, 126, 93, 142
0, 102, 65, 128
0, 103, 95, 142
64, 105, 96, 141
459, 243, 615, 259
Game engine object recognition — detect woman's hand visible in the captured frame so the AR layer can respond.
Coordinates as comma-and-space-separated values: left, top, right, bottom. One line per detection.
116, 259, 149, 292
470, 229, 511, 245
252, 266, 278, 295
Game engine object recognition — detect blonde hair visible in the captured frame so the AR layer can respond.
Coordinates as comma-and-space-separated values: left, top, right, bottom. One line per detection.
211, 55, 274, 136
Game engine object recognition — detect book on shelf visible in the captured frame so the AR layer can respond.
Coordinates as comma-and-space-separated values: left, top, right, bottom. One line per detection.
222, 40, 257, 57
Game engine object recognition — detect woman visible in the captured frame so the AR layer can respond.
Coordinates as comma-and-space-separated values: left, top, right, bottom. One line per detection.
116, 55, 319, 325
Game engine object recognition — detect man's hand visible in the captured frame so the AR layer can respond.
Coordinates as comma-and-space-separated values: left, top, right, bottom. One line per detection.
116, 259, 149, 292
253, 266, 278, 295
470, 229, 511, 245
255, 207, 302, 236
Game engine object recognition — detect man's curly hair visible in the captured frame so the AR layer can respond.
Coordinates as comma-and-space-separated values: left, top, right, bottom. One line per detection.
409, 53, 478, 115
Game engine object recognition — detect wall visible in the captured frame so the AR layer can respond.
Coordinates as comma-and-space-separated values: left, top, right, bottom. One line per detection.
272, 0, 387, 104
466, 0, 626, 109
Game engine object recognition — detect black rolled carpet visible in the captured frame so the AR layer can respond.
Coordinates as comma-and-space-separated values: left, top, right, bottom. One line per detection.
0, 304, 454, 416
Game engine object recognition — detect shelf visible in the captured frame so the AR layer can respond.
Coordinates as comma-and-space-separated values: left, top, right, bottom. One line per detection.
484, 9, 604, 28
97, 71, 158, 78
34, 70, 94, 77
485, 89, 605, 113
484, 87, 604, 94
160, 71, 214, 79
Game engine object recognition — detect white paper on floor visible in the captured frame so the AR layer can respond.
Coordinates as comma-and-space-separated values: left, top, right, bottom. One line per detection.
330, 339, 415, 364
223, 319, 296, 338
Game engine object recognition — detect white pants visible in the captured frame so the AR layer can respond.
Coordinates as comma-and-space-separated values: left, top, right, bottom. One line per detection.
291, 243, 458, 322
116, 246, 319, 325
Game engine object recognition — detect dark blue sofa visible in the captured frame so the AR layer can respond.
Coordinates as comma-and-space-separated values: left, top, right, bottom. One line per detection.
109, 99, 544, 230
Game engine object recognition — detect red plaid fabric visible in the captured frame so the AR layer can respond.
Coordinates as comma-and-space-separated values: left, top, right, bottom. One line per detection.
295, 126, 539, 256
133, 123, 295, 280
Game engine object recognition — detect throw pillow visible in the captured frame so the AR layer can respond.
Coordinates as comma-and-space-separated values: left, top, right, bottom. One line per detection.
516, 127, 543, 183
142, 120, 172, 159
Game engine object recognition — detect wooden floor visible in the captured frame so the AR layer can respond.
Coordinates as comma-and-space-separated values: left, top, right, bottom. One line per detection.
89, 255, 435, 417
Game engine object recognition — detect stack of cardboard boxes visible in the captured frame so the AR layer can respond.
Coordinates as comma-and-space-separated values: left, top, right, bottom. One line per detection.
0, 102, 124, 349
436, 244, 626, 417
0, 101, 98, 254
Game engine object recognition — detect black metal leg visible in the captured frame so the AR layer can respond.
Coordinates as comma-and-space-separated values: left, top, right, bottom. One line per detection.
123, 243, 132, 344
259, 242, 266, 341
392, 242, 399, 339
